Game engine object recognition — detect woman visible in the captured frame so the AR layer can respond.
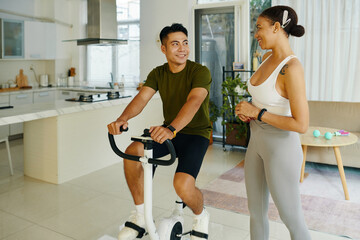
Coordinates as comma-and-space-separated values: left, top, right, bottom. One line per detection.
235, 5, 312, 240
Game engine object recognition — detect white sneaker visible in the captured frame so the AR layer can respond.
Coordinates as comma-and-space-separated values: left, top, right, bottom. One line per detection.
118, 211, 146, 240
191, 208, 209, 240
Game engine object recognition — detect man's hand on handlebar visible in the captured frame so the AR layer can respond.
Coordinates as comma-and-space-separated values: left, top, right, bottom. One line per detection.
107, 119, 128, 135
149, 126, 173, 144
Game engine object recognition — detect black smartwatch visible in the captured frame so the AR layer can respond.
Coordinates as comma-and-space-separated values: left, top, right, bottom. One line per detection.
166, 125, 177, 138
257, 108, 267, 121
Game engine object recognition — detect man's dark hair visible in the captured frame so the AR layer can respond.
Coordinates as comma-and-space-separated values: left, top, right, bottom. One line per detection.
159, 23, 188, 45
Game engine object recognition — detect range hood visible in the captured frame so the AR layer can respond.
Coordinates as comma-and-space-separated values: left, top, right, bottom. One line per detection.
64, 0, 127, 46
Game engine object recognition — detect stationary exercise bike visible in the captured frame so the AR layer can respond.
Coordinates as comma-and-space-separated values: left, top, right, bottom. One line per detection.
108, 127, 189, 240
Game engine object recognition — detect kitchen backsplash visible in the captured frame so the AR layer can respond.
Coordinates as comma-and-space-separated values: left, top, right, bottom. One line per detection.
0, 60, 55, 87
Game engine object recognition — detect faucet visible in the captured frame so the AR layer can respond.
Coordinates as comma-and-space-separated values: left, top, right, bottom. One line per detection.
109, 72, 114, 89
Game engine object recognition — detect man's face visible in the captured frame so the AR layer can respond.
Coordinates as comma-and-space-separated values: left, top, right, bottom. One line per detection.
161, 32, 190, 66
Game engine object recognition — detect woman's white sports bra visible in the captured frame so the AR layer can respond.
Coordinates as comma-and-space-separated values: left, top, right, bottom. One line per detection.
247, 55, 297, 117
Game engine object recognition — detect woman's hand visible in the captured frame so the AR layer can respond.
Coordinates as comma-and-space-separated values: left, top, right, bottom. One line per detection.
149, 126, 173, 144
238, 114, 252, 123
235, 101, 260, 122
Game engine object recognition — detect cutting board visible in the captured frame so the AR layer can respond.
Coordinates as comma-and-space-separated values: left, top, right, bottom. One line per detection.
16, 69, 29, 88
0, 86, 32, 92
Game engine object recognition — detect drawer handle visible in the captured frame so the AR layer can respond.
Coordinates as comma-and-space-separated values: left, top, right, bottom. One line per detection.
38, 92, 49, 97
62, 92, 70, 95
16, 94, 28, 99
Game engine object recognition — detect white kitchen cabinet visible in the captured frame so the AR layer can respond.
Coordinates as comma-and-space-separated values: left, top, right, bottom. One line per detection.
33, 91, 55, 103
0, 103, 10, 138
0, 94, 10, 138
9, 92, 33, 135
10, 92, 33, 105
0, 19, 24, 59
24, 21, 56, 59
0, 95, 9, 104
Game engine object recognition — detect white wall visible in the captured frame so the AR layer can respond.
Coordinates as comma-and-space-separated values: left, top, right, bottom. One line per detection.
140, 0, 194, 81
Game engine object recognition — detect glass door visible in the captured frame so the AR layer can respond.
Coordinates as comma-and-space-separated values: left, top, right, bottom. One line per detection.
1, 19, 24, 59
195, 7, 235, 139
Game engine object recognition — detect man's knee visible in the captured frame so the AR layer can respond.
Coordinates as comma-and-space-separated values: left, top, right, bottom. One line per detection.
124, 142, 143, 171
173, 172, 195, 198
125, 142, 144, 156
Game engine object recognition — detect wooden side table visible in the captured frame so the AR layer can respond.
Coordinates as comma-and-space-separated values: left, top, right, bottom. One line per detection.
300, 126, 358, 200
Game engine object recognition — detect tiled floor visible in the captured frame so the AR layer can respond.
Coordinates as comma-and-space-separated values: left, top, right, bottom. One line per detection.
0, 139, 351, 240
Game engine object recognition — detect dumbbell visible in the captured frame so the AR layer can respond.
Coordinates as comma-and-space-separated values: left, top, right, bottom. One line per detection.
313, 130, 338, 140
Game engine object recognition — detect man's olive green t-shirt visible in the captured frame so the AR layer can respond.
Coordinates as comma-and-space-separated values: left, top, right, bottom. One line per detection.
144, 60, 212, 139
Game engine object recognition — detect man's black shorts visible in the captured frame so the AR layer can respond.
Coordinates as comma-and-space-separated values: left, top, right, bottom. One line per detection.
152, 133, 209, 179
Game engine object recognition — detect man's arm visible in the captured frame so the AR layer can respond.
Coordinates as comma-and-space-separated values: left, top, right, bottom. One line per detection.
107, 86, 156, 135
150, 87, 208, 143
170, 87, 208, 131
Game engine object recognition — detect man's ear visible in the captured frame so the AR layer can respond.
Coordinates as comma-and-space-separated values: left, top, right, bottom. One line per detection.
161, 44, 166, 54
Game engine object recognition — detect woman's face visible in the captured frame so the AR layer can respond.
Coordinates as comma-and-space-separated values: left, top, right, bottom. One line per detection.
254, 16, 276, 50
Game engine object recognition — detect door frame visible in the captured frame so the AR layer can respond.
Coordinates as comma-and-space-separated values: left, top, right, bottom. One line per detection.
192, 0, 250, 69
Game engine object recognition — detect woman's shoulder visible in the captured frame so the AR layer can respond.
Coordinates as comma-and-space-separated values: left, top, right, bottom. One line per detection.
281, 57, 304, 81
286, 56, 303, 72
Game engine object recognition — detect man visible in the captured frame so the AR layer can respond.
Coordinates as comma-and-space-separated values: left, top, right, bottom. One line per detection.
107, 23, 212, 240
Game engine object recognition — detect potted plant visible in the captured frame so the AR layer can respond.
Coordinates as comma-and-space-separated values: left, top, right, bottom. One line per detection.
220, 74, 250, 147
209, 100, 220, 145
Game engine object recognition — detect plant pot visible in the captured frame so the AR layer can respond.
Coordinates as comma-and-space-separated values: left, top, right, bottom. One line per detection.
209, 130, 213, 145
209, 122, 214, 145
225, 122, 249, 147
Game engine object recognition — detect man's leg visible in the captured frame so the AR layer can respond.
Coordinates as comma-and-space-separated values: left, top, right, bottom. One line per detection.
124, 141, 145, 205
118, 142, 146, 240
173, 172, 203, 214
172, 134, 210, 239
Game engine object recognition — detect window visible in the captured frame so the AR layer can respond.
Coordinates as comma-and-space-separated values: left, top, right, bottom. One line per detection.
250, 0, 271, 70
86, 0, 140, 88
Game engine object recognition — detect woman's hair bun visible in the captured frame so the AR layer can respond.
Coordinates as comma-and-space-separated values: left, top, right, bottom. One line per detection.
290, 24, 305, 37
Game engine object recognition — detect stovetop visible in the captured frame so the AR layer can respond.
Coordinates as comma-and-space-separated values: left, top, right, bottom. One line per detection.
65, 92, 131, 103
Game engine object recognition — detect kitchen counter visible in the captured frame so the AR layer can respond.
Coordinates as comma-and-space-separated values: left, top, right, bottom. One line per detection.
0, 89, 138, 127
0, 86, 57, 96
1, 92, 163, 184
0, 86, 132, 96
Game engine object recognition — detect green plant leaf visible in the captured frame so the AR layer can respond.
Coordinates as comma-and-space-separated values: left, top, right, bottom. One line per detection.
220, 74, 251, 140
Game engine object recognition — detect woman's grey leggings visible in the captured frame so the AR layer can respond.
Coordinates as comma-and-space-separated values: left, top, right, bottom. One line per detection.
245, 120, 311, 240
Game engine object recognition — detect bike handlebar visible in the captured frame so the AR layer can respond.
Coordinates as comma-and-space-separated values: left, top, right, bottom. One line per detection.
108, 128, 176, 166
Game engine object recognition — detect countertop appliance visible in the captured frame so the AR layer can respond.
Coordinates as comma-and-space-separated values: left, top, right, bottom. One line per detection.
65, 92, 131, 103
40, 74, 49, 87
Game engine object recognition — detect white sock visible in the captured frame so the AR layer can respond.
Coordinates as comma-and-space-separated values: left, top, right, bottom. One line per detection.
135, 204, 144, 215
194, 207, 206, 218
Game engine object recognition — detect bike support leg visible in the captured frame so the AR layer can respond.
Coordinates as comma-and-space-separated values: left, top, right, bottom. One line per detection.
143, 149, 159, 240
